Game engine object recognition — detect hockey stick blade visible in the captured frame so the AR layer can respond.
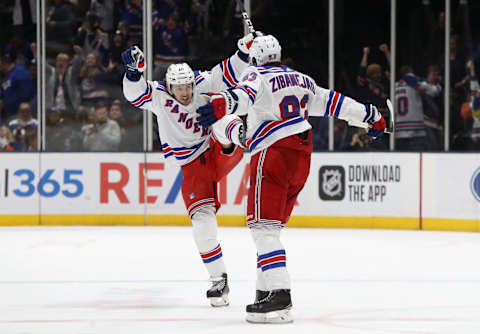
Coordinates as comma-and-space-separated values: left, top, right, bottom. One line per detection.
385, 98, 395, 134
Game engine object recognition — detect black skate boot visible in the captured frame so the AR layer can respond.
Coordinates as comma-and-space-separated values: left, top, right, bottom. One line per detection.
206, 273, 229, 307
254, 290, 269, 303
246, 289, 293, 323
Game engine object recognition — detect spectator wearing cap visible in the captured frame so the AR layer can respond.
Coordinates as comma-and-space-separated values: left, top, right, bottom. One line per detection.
0, 54, 33, 122
82, 101, 121, 151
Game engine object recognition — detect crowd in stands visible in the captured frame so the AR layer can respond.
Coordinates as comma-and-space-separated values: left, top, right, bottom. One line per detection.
0, 0, 479, 152
0, 0, 245, 152
334, 0, 480, 151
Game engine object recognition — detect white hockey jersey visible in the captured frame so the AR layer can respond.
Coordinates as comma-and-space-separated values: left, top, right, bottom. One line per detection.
123, 51, 249, 165
226, 65, 377, 154
395, 79, 426, 138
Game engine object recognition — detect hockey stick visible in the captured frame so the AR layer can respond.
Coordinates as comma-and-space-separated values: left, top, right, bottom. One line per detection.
235, 0, 256, 34
385, 99, 395, 133
347, 99, 395, 134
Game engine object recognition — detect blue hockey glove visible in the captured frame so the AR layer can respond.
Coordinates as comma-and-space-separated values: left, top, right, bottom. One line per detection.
121, 46, 145, 81
196, 94, 227, 127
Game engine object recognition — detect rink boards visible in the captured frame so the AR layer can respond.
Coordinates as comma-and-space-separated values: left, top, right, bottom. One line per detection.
0, 152, 479, 231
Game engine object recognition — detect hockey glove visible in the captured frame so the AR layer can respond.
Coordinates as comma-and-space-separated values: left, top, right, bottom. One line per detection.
196, 93, 226, 127
121, 46, 145, 81
237, 33, 255, 54
366, 104, 386, 139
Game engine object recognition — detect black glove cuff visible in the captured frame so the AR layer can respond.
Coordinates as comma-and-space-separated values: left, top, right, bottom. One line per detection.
125, 72, 142, 82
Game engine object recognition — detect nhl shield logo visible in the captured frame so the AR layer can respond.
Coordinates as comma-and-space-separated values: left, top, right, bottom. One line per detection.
319, 166, 345, 201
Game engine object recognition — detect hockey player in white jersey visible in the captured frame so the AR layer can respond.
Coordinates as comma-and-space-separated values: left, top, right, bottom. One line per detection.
196, 34, 386, 323
121, 33, 256, 307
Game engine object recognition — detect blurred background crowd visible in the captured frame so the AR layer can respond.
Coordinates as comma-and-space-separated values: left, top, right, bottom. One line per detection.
0, 0, 479, 153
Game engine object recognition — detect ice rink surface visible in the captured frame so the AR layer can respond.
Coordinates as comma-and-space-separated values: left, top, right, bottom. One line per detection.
1, 225, 480, 334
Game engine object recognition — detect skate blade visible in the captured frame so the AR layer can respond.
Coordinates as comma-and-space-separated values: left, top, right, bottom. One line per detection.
209, 295, 229, 307
246, 309, 293, 324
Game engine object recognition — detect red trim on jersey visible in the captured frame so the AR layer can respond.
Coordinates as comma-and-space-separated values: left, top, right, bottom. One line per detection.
222, 59, 236, 86
132, 89, 152, 107
245, 119, 285, 147
329, 92, 340, 116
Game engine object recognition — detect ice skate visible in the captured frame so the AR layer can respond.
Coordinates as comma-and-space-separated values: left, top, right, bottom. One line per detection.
254, 289, 269, 303
206, 273, 229, 307
246, 289, 293, 323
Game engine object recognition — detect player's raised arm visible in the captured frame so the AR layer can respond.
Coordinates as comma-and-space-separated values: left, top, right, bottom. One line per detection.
197, 33, 256, 93
121, 46, 163, 111
309, 85, 386, 139
196, 34, 277, 127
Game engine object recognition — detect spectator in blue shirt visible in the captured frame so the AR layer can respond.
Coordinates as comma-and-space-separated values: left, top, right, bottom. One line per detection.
0, 53, 33, 123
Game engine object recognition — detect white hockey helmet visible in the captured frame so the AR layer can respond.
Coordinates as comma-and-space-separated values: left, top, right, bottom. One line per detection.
165, 63, 195, 94
248, 35, 282, 66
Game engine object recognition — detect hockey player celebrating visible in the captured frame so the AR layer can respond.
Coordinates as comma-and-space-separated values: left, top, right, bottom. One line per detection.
196, 34, 386, 323
121, 33, 256, 307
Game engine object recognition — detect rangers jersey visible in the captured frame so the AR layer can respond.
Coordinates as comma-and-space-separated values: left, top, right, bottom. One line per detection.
226, 65, 377, 154
395, 79, 427, 138
123, 51, 249, 165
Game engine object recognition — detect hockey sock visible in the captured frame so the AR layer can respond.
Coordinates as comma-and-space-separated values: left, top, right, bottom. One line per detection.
192, 206, 227, 278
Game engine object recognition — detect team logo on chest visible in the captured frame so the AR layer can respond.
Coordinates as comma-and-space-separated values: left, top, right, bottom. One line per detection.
165, 99, 209, 136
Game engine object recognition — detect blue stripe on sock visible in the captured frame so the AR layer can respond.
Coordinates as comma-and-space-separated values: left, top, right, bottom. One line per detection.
261, 262, 286, 271
203, 252, 222, 263
258, 249, 286, 260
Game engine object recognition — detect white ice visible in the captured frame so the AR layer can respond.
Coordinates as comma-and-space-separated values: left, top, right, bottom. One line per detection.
1, 225, 480, 334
